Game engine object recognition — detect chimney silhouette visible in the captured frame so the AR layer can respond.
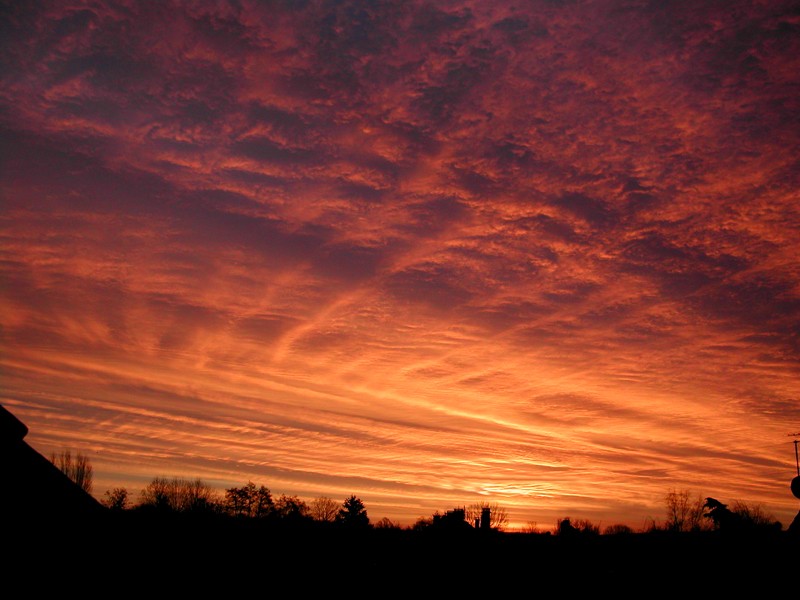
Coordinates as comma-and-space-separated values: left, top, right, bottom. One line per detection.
481, 507, 491, 531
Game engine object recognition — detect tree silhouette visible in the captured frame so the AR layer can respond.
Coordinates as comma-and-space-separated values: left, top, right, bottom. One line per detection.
730, 499, 780, 529
224, 482, 273, 518
274, 494, 310, 521
336, 494, 370, 528
139, 476, 219, 513
570, 518, 600, 534
521, 521, 541, 534
411, 515, 434, 530
50, 449, 93, 494
704, 497, 781, 533
704, 497, 740, 530
102, 487, 129, 511
556, 517, 577, 536
664, 488, 707, 532
373, 517, 401, 529
465, 502, 509, 530
603, 523, 634, 535
556, 517, 598, 536
310, 496, 339, 522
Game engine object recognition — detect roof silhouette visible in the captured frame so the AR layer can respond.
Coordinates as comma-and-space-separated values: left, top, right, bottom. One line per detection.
0, 404, 105, 525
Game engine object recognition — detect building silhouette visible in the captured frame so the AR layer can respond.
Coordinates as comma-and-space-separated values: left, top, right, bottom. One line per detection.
0, 404, 105, 525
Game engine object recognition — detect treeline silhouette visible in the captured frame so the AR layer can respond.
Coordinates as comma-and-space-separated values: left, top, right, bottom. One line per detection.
94, 473, 792, 537
37, 442, 795, 540
40, 462, 799, 593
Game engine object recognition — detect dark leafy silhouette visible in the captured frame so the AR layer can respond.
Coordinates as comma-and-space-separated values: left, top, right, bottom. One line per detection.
703, 497, 782, 533
336, 494, 370, 528
274, 494, 311, 522
224, 481, 273, 518
373, 516, 401, 529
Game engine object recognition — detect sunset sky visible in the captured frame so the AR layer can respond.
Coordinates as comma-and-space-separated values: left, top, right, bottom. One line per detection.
2, 0, 799, 531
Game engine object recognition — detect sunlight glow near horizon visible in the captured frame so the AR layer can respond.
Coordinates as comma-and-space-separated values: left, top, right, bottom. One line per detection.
1, 0, 799, 530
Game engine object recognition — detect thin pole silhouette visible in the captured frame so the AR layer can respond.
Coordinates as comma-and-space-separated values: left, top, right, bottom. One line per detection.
795, 439, 799, 477
790, 433, 800, 476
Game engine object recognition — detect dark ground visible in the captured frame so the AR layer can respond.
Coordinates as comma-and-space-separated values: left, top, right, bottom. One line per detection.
7, 511, 798, 596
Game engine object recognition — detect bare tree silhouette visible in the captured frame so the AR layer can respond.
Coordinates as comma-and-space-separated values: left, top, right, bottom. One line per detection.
50, 449, 93, 494
465, 502, 509, 530
310, 496, 339, 522
664, 488, 708, 532
139, 476, 219, 513
102, 487, 129, 511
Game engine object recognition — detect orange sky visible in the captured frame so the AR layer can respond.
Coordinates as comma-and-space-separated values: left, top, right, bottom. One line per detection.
2, 0, 799, 530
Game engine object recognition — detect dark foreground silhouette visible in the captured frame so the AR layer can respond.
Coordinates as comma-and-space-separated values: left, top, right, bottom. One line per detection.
3, 403, 798, 595
7, 503, 798, 596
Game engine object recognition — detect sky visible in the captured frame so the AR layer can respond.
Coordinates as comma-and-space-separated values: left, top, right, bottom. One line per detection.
1, 0, 799, 531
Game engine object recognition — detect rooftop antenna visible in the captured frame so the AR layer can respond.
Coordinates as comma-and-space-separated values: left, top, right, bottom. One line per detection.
790, 433, 800, 500
791, 433, 800, 477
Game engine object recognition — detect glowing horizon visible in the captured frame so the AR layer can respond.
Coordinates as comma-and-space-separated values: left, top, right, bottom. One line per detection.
2, 0, 799, 530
